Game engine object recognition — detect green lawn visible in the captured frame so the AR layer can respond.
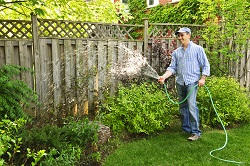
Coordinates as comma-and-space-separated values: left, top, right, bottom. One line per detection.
103, 124, 250, 166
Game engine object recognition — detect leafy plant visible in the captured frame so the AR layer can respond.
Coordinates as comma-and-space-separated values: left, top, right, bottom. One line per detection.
26, 148, 47, 166
200, 0, 249, 76
22, 118, 98, 149
21, 118, 99, 164
99, 82, 178, 134
0, 118, 26, 165
0, 65, 38, 121
40, 145, 81, 166
198, 76, 250, 127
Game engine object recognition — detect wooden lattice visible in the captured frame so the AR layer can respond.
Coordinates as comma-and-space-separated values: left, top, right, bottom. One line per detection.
38, 19, 143, 40
149, 23, 205, 40
0, 20, 32, 39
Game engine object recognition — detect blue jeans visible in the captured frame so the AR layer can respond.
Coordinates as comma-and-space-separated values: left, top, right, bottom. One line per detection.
176, 82, 201, 136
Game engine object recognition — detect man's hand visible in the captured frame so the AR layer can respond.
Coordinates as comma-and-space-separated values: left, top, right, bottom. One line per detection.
158, 70, 173, 84
198, 75, 206, 87
158, 76, 166, 84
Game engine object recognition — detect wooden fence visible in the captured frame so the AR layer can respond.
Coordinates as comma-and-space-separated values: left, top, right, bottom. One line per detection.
0, 15, 249, 118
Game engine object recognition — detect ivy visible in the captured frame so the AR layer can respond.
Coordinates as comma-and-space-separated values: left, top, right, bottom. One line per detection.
200, 0, 249, 76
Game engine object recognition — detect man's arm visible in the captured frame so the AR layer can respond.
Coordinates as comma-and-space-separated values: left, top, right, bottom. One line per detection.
158, 70, 173, 84
197, 47, 210, 86
158, 51, 176, 84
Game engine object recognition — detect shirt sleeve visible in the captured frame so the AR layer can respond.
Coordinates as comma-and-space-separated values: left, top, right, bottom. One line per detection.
198, 47, 210, 76
167, 51, 177, 75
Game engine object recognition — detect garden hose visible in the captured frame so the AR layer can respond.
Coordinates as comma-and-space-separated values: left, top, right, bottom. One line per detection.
163, 83, 244, 164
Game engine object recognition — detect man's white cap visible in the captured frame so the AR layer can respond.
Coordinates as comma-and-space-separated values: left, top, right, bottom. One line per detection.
175, 27, 191, 35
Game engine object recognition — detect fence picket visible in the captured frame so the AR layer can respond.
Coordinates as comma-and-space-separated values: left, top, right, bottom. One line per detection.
19, 40, 33, 88
87, 40, 97, 117
108, 40, 117, 95
39, 39, 50, 107
97, 41, 107, 100
52, 39, 61, 109
240, 45, 246, 87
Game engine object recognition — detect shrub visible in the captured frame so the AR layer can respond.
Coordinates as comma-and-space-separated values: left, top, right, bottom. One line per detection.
22, 118, 98, 149
99, 82, 178, 134
198, 76, 250, 127
0, 65, 38, 121
0, 118, 26, 165
21, 118, 99, 165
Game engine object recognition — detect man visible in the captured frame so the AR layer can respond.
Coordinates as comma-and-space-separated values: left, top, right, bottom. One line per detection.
158, 27, 210, 141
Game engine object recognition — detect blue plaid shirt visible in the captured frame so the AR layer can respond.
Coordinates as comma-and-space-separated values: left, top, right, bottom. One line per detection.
167, 41, 210, 85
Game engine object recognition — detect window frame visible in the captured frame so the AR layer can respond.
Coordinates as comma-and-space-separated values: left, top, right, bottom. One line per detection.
147, 0, 159, 8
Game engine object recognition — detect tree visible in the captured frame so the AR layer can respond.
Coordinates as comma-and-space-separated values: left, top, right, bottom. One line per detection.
0, 0, 45, 17
0, 0, 132, 23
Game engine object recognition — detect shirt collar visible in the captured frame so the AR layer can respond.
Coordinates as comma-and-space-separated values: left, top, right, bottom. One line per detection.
181, 41, 193, 50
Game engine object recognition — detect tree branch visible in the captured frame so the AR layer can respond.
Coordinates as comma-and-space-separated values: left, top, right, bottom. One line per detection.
0, 5, 27, 16
0, 1, 27, 4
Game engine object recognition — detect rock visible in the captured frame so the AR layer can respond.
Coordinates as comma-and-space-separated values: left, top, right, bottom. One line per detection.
97, 123, 111, 144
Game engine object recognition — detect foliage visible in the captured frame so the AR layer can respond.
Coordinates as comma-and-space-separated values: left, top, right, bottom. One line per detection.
0, 0, 132, 24
199, 0, 249, 76
99, 82, 178, 134
127, 0, 202, 24
21, 118, 99, 165
198, 76, 250, 127
26, 148, 47, 166
149, 0, 202, 24
40, 145, 81, 166
0, 65, 38, 121
0, 118, 26, 165
127, 0, 147, 25
22, 118, 98, 149
0, 0, 45, 17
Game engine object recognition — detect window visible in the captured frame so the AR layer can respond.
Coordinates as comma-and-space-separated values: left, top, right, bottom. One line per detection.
147, 0, 159, 8
149, 0, 154, 5
122, 0, 128, 3
171, 0, 180, 3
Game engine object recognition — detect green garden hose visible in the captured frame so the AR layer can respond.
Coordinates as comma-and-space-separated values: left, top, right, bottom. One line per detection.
163, 83, 244, 164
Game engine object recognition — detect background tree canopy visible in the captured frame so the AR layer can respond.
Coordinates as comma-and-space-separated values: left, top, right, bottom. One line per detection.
0, 0, 132, 23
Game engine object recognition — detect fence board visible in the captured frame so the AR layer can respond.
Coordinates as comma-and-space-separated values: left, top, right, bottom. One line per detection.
240, 45, 246, 86
98, 41, 107, 100
136, 41, 143, 55
52, 39, 62, 108
39, 39, 50, 107
87, 40, 97, 116
108, 40, 116, 95
19, 40, 33, 88
246, 40, 250, 90
0, 45, 5, 66
5, 41, 15, 65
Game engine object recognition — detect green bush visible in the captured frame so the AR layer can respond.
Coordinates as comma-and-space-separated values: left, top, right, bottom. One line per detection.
0, 118, 26, 165
21, 118, 99, 165
100, 82, 178, 134
0, 65, 38, 121
22, 118, 98, 149
198, 76, 250, 127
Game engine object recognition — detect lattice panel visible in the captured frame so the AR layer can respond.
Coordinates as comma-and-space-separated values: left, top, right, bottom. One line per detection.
38, 19, 143, 40
149, 24, 205, 40
0, 20, 32, 39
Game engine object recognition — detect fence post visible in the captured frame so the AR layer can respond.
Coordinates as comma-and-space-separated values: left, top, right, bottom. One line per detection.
143, 18, 149, 57
31, 13, 40, 116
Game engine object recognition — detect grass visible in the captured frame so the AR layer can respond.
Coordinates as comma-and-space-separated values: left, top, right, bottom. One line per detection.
103, 123, 250, 166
